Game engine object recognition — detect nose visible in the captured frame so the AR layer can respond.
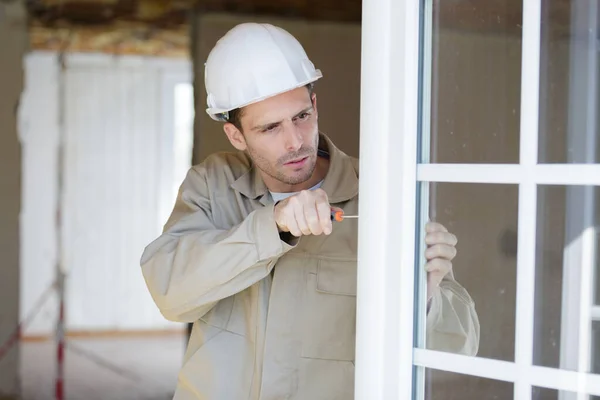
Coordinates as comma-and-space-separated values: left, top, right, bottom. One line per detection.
283, 123, 303, 151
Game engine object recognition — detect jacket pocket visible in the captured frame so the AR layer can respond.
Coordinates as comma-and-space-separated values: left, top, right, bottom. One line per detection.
316, 257, 358, 296
301, 258, 357, 362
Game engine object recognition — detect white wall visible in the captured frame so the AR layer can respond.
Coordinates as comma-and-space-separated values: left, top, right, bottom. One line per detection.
19, 52, 61, 338
19, 52, 193, 336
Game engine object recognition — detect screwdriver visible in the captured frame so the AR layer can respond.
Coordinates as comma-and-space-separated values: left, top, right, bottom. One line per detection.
331, 209, 359, 222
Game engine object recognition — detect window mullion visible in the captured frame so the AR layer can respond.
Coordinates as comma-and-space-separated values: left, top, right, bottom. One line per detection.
514, 0, 542, 399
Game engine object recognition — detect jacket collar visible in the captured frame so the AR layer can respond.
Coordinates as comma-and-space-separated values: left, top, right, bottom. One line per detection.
230, 133, 359, 205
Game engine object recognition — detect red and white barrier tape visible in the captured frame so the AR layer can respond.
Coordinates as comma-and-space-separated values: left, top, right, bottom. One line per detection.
0, 280, 57, 362
66, 342, 141, 383
0, 275, 141, 397
55, 284, 65, 400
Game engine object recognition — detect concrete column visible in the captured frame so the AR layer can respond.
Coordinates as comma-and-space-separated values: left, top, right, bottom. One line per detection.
0, 1, 27, 398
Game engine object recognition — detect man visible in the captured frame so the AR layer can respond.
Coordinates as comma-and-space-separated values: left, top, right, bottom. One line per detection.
141, 22, 479, 400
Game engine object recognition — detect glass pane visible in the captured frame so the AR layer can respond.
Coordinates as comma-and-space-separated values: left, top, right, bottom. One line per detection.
538, 0, 599, 163
426, 0, 522, 164
425, 369, 513, 399
534, 185, 600, 372
415, 182, 518, 362
532, 387, 582, 400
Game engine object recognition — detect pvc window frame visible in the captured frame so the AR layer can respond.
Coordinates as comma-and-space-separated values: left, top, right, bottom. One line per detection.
355, 0, 600, 399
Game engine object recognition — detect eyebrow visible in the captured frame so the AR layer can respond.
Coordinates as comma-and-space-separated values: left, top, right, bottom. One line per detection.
251, 106, 314, 132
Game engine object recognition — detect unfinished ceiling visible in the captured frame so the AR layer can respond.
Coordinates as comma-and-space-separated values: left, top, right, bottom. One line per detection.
26, 0, 363, 56
27, 0, 194, 57
27, 0, 361, 26
26, 0, 578, 57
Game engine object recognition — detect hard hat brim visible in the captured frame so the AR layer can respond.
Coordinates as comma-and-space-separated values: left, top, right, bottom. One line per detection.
206, 70, 323, 122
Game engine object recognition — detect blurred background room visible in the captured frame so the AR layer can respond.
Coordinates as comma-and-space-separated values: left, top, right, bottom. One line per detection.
1, 0, 598, 399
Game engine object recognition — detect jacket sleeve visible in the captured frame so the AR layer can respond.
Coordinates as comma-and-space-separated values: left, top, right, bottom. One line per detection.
140, 166, 295, 323
425, 270, 480, 356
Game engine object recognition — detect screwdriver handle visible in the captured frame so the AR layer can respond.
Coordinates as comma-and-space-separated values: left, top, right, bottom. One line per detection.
331, 210, 344, 222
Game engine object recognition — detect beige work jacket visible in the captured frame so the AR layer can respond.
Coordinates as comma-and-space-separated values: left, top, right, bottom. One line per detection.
141, 134, 480, 400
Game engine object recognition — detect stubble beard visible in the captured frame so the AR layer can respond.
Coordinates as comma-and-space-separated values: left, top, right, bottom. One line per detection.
248, 132, 319, 186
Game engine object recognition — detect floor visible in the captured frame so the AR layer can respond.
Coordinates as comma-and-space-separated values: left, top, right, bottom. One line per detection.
20, 334, 185, 400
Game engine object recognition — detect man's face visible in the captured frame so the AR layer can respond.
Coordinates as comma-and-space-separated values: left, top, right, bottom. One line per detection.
223, 87, 320, 190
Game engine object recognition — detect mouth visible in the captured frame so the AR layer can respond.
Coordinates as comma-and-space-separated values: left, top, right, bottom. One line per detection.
284, 156, 309, 167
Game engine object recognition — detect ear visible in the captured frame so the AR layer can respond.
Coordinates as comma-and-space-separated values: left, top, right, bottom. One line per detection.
223, 123, 247, 151
311, 92, 318, 120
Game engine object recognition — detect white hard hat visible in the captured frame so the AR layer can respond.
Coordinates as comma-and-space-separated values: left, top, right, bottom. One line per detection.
204, 23, 323, 121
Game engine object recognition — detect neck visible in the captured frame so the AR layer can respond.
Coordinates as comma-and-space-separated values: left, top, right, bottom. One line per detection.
264, 156, 329, 193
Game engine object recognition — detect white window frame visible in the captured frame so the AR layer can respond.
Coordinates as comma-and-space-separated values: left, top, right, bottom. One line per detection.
559, 3, 599, 395
355, 0, 600, 399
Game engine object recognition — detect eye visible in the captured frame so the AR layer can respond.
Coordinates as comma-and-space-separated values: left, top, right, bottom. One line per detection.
295, 112, 311, 121
262, 124, 279, 133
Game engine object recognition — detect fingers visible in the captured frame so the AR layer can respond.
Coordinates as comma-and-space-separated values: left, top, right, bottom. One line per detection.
425, 231, 457, 247
297, 206, 313, 236
276, 196, 301, 236
425, 258, 452, 298
424, 222, 457, 262
424, 221, 456, 300
425, 243, 457, 261
316, 200, 333, 235
299, 189, 330, 235
286, 208, 303, 238
425, 221, 448, 233
425, 258, 452, 275
274, 189, 332, 237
